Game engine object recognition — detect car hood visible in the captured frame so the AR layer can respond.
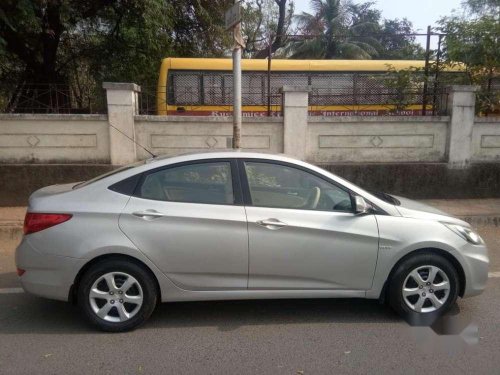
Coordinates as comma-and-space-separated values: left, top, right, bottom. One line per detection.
391, 195, 470, 227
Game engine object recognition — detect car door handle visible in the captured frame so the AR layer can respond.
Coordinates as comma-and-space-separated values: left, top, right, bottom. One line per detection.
132, 210, 167, 219
256, 218, 287, 229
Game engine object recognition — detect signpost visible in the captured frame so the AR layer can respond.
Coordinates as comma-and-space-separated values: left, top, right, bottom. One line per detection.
225, 2, 241, 30
225, 2, 244, 149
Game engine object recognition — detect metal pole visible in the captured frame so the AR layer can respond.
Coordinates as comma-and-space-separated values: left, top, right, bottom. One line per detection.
267, 39, 272, 117
432, 34, 443, 115
233, 23, 242, 149
422, 25, 431, 116
486, 73, 492, 116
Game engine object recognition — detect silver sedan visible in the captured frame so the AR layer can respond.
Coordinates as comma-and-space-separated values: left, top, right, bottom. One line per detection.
16, 152, 489, 331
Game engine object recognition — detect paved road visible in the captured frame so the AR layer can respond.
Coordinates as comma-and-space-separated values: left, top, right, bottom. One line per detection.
0, 227, 499, 375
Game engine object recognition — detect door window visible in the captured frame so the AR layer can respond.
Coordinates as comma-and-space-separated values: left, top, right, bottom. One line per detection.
138, 162, 234, 205
244, 162, 352, 211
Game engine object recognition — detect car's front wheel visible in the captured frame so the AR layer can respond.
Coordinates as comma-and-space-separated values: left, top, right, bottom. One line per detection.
78, 259, 158, 332
388, 252, 459, 323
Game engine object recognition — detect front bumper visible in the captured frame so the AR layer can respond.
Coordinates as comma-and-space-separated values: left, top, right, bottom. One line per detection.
460, 241, 489, 298
15, 237, 86, 301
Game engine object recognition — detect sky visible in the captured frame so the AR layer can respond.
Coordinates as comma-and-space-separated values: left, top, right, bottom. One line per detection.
293, 0, 464, 48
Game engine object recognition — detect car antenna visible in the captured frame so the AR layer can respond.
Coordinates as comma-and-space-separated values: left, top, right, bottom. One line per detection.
108, 122, 157, 158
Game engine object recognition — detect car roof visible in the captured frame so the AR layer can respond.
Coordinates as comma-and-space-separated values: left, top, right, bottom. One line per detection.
146, 151, 301, 165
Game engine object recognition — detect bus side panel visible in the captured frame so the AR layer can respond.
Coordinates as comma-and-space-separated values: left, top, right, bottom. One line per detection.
165, 105, 429, 117
157, 58, 171, 115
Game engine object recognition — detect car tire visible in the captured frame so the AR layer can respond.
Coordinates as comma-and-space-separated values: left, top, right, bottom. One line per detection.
388, 252, 459, 325
78, 259, 158, 332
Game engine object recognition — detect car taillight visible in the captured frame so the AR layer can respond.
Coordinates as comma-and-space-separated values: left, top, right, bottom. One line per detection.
23, 213, 72, 235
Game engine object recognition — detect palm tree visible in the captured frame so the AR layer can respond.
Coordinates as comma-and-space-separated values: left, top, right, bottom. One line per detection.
289, 0, 381, 59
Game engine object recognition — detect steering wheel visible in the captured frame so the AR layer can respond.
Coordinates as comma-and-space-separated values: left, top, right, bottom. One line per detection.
305, 187, 321, 209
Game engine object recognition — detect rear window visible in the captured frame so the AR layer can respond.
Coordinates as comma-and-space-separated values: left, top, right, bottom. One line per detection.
73, 160, 146, 189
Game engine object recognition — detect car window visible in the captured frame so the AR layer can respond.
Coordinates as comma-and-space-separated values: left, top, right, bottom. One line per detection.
74, 160, 147, 189
138, 162, 234, 205
244, 162, 353, 212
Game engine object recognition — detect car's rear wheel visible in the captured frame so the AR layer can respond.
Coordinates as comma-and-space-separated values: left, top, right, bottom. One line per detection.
388, 252, 459, 323
78, 259, 158, 332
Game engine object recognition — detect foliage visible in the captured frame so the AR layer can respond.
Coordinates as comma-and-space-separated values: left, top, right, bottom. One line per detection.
288, 0, 380, 59
241, 0, 295, 58
378, 19, 425, 60
287, 0, 424, 60
439, 14, 499, 78
0, 0, 232, 112
382, 65, 425, 112
167, 0, 232, 58
438, 0, 499, 114
465, 0, 500, 15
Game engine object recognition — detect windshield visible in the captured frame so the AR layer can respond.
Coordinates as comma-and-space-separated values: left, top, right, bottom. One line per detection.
73, 160, 146, 189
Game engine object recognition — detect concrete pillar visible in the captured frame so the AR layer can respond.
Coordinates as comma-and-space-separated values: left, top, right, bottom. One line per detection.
103, 82, 141, 165
281, 85, 311, 160
446, 85, 478, 169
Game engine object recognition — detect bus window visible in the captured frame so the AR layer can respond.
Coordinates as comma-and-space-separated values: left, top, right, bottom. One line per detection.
356, 73, 389, 105
203, 74, 224, 105
242, 73, 265, 106
171, 72, 201, 105
269, 73, 308, 104
310, 73, 354, 105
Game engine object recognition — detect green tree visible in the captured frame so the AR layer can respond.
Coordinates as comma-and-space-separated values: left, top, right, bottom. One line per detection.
0, 0, 231, 112
382, 64, 425, 113
167, 0, 232, 58
287, 0, 423, 60
0, 1, 172, 84
377, 19, 425, 60
438, 0, 499, 113
466, 0, 500, 15
242, 0, 295, 58
288, 0, 381, 59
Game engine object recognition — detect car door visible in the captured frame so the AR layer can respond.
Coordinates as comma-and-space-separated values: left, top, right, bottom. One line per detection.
119, 159, 249, 290
240, 160, 380, 290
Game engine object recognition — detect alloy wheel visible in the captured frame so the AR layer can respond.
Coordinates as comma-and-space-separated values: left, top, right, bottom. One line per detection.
402, 265, 451, 313
89, 272, 144, 322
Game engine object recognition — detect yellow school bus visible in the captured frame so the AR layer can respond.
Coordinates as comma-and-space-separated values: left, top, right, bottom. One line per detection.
157, 58, 460, 116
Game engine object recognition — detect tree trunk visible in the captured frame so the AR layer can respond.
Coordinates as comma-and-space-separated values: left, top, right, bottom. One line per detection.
3, 0, 71, 113
254, 0, 288, 58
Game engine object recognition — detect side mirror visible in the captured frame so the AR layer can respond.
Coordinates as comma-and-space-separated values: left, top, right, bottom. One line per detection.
354, 196, 371, 215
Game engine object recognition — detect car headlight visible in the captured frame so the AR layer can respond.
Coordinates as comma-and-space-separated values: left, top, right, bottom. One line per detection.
442, 223, 483, 245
